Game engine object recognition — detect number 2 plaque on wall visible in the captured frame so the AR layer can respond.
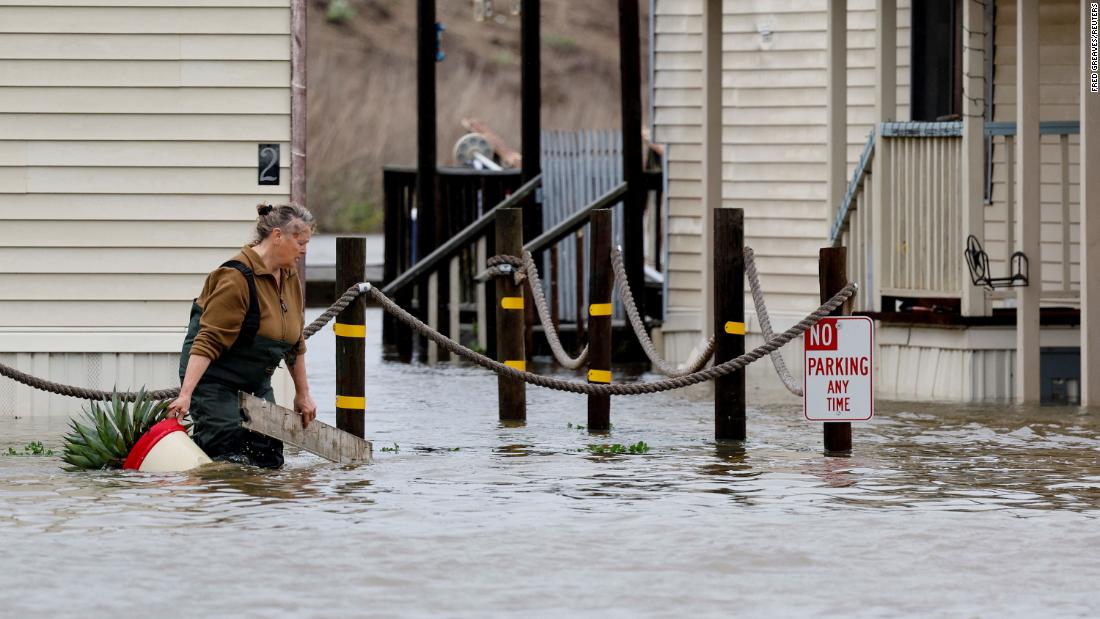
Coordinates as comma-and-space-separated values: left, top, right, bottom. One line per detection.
258, 144, 280, 186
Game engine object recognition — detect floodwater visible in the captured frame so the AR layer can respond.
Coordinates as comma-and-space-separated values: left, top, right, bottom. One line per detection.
2, 309, 1099, 618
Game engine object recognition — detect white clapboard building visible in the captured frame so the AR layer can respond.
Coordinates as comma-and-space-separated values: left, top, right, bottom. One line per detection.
0, 0, 304, 416
652, 0, 1097, 404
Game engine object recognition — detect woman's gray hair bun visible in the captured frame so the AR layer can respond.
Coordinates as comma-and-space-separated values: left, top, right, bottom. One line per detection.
252, 203, 315, 245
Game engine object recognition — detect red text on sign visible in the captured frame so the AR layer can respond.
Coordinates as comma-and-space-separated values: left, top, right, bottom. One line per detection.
805, 319, 839, 351
806, 356, 870, 376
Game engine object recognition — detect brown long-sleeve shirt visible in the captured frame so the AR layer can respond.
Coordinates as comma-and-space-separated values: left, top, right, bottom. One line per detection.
189, 245, 306, 361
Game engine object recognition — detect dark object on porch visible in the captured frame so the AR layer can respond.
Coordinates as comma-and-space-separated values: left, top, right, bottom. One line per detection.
964, 234, 1028, 290
1041, 348, 1081, 405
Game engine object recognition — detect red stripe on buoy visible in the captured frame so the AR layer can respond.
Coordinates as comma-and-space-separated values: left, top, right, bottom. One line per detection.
123, 419, 186, 470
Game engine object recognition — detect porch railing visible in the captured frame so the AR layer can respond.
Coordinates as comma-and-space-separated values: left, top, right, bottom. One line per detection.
829, 120, 1081, 313
829, 128, 876, 313
985, 121, 1081, 303
881, 122, 964, 298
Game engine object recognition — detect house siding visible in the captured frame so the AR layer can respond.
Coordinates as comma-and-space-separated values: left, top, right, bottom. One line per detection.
653, 0, 910, 361
0, 2, 293, 416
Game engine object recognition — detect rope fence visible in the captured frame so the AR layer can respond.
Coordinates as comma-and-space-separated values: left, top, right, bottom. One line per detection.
0, 248, 855, 401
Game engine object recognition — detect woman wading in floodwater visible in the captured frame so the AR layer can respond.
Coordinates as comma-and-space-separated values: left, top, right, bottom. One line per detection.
166, 204, 318, 468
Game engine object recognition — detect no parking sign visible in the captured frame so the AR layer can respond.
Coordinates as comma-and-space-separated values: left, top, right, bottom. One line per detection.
803, 316, 874, 422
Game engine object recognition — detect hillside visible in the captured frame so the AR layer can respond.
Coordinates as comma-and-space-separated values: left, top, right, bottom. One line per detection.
305, 0, 649, 231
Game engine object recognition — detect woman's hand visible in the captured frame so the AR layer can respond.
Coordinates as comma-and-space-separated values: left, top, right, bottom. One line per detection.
166, 393, 191, 420
294, 392, 317, 428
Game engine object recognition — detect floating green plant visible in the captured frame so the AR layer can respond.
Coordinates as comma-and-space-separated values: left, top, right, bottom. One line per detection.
586, 441, 649, 455
380, 443, 400, 453
6, 441, 53, 457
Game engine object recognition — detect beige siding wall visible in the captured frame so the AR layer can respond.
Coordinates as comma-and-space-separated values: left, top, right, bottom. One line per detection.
654, 0, 909, 359
984, 0, 1081, 300
0, 2, 292, 414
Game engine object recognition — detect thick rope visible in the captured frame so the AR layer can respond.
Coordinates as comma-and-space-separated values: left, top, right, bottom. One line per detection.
0, 283, 367, 402
478, 254, 527, 285
369, 283, 856, 396
303, 284, 364, 339
521, 251, 589, 370
744, 248, 804, 397
610, 247, 715, 377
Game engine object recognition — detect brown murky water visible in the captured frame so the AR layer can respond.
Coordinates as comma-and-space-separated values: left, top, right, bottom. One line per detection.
1, 309, 1099, 617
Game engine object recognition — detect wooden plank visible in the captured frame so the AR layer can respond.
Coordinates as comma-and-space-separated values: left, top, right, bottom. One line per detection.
0, 300, 187, 327
0, 247, 241, 273
0, 59, 287, 88
240, 393, 371, 464
0, 114, 289, 141
1016, 0, 1042, 403
0, 273, 201, 300
0, 34, 289, 60
15, 140, 291, 168
0, 193, 274, 220
15, 166, 289, 195
0, 86, 289, 114
0, 1, 288, 6
0, 7, 290, 34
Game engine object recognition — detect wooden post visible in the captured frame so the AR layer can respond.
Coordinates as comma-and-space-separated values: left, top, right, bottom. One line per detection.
427, 271, 439, 364
701, 0, 721, 340
1082, 0, 1100, 405
496, 208, 526, 421
549, 244, 561, 332
820, 247, 853, 452
826, 0, 847, 237
335, 237, 366, 438
713, 208, 745, 441
521, 0, 542, 242
587, 209, 613, 431
449, 255, 461, 349
382, 172, 398, 349
476, 237, 489, 354
960, 0, 988, 317
575, 229, 586, 345
619, 0, 645, 325
290, 0, 307, 298
416, 0, 438, 362
870, 0, 896, 312
1016, 0, 1041, 403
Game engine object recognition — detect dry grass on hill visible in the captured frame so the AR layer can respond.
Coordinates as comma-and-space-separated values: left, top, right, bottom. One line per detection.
306, 0, 648, 232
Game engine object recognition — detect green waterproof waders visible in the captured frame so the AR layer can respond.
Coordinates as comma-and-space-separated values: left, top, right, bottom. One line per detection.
179, 262, 295, 468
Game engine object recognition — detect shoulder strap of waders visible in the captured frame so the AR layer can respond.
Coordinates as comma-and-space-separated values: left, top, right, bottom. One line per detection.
220, 260, 260, 347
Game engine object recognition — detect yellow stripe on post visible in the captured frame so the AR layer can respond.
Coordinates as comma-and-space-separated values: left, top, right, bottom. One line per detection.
724, 321, 746, 335
501, 296, 525, 310
335, 395, 366, 410
333, 323, 366, 338
587, 369, 612, 384
589, 303, 612, 316
504, 360, 526, 371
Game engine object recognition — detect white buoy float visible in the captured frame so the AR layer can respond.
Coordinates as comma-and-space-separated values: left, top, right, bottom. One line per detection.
123, 419, 212, 472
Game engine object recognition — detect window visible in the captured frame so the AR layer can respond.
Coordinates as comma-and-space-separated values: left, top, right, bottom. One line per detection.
910, 0, 963, 121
